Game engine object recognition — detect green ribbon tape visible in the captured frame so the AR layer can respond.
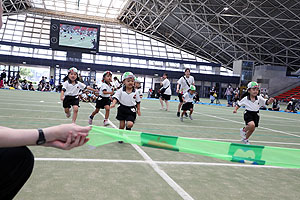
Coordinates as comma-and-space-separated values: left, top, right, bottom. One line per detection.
87, 126, 300, 168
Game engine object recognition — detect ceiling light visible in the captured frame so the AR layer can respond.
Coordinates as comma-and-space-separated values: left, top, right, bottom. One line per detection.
224, 7, 229, 11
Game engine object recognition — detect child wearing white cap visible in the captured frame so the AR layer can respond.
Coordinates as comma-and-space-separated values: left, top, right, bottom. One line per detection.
233, 81, 274, 144
89, 71, 114, 126
60, 67, 98, 123
111, 72, 141, 143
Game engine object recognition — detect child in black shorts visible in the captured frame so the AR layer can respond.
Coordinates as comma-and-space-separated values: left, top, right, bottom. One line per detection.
233, 81, 274, 144
110, 72, 141, 143
89, 71, 114, 126
180, 85, 196, 122
60, 67, 98, 123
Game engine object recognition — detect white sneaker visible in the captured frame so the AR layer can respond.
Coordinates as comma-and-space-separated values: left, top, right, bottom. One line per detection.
88, 118, 93, 125
180, 117, 183, 122
189, 115, 193, 120
103, 119, 109, 126
241, 138, 250, 145
240, 128, 246, 139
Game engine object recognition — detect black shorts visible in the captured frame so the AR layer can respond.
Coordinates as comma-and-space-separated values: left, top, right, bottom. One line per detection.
95, 96, 111, 109
63, 96, 79, 108
116, 104, 137, 122
244, 110, 260, 127
182, 102, 194, 111
161, 94, 171, 101
178, 93, 184, 102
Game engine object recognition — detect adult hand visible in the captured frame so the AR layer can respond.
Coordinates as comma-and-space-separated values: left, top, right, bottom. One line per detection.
176, 89, 179, 93
60, 96, 65, 101
110, 104, 115, 108
137, 110, 141, 116
43, 124, 91, 143
44, 133, 89, 150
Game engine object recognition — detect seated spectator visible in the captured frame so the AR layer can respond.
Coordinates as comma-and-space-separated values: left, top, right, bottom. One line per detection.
44, 82, 51, 91
268, 99, 280, 111
21, 80, 29, 90
80, 91, 89, 102
37, 83, 43, 91
285, 98, 297, 113
56, 82, 63, 93
28, 82, 35, 91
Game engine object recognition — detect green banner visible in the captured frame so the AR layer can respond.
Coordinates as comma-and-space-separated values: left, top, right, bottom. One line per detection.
87, 126, 300, 168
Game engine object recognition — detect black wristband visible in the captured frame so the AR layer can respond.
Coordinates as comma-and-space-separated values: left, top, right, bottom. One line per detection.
36, 128, 46, 145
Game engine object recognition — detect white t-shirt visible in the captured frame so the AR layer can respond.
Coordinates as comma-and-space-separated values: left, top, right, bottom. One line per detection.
137, 88, 143, 98
183, 91, 195, 103
237, 95, 268, 111
113, 86, 141, 107
62, 80, 86, 96
100, 82, 113, 97
177, 76, 195, 94
161, 79, 171, 95
114, 81, 121, 89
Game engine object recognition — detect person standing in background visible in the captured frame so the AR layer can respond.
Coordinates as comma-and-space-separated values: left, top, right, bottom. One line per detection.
176, 68, 195, 117
224, 84, 234, 107
159, 73, 171, 111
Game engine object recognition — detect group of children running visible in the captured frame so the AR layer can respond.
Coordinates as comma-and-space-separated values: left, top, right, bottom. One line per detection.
61, 68, 141, 134
61, 67, 275, 145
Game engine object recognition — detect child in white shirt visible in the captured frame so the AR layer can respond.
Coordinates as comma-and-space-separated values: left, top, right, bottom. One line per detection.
180, 85, 196, 122
233, 81, 274, 144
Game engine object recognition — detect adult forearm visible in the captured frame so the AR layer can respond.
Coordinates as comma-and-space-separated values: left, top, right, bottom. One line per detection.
0, 127, 39, 147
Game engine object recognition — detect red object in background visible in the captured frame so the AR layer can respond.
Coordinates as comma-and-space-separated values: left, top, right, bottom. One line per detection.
0, 80, 3, 88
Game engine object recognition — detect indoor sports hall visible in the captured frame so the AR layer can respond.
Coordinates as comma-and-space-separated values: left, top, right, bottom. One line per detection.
0, 1, 300, 200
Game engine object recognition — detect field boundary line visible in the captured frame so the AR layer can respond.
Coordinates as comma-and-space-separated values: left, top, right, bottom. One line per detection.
34, 158, 298, 170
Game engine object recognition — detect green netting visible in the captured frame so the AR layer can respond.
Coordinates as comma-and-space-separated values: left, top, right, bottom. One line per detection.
87, 126, 300, 168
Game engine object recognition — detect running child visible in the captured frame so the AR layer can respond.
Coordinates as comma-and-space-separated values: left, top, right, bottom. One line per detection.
60, 67, 98, 124
180, 85, 196, 122
110, 72, 141, 141
89, 71, 114, 126
134, 78, 143, 99
233, 81, 274, 144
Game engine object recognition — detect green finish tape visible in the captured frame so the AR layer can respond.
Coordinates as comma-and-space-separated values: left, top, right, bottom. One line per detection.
88, 126, 300, 168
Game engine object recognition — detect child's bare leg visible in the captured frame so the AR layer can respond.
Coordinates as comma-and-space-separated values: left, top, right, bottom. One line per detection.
72, 105, 79, 124
181, 110, 186, 117
64, 108, 70, 114
90, 108, 100, 117
104, 105, 110, 119
165, 100, 169, 111
159, 97, 164, 109
119, 120, 125, 129
126, 121, 134, 130
177, 102, 183, 112
244, 121, 255, 139
189, 108, 193, 115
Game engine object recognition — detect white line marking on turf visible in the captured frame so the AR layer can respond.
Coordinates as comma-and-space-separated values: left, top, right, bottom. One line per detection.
88, 103, 194, 200
34, 158, 299, 170
194, 111, 300, 138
